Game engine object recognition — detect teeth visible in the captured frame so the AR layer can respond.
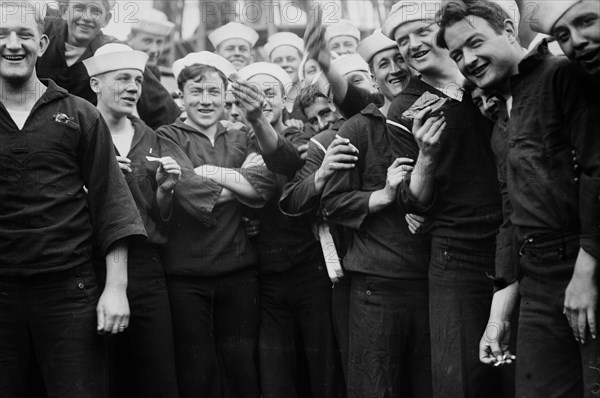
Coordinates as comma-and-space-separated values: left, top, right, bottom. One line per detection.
3, 55, 25, 60
471, 64, 487, 76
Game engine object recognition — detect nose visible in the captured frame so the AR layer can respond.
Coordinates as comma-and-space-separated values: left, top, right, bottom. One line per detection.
317, 116, 329, 132
571, 28, 589, 50
463, 49, 478, 70
149, 41, 159, 55
408, 33, 423, 52
6, 31, 21, 49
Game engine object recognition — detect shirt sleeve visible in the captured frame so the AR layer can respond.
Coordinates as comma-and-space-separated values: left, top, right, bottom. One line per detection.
157, 128, 223, 227
335, 83, 382, 120
79, 110, 147, 256
320, 121, 372, 230
237, 134, 278, 208
279, 140, 326, 217
262, 134, 304, 179
557, 63, 600, 260
137, 67, 181, 130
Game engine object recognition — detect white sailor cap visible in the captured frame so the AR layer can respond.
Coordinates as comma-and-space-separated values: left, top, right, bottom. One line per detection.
237, 62, 293, 95
264, 32, 304, 59
131, 8, 175, 37
324, 19, 361, 44
172, 51, 236, 81
382, 1, 442, 39
330, 53, 370, 76
83, 43, 148, 77
528, 0, 582, 34
357, 29, 398, 64
208, 22, 259, 49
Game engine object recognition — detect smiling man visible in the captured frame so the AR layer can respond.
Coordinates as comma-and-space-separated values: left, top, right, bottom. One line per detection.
0, 2, 146, 397
36, 0, 180, 130
438, 1, 600, 397
126, 8, 175, 78
157, 51, 276, 398
529, 0, 600, 79
84, 43, 180, 398
209, 21, 258, 71
382, 1, 507, 397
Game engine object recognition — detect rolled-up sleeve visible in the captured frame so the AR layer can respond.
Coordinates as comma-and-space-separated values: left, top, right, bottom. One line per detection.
79, 114, 147, 256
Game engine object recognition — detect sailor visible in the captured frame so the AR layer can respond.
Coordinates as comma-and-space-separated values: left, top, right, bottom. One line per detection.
126, 8, 175, 78
324, 19, 361, 56
209, 21, 259, 70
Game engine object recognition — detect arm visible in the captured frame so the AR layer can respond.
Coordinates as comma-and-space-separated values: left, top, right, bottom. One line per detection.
97, 239, 130, 335
479, 281, 519, 366
407, 108, 447, 206
155, 156, 181, 220
557, 63, 600, 344
157, 128, 224, 226
280, 136, 358, 217
195, 163, 262, 201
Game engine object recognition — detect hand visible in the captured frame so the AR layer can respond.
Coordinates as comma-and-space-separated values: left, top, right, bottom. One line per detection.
564, 248, 598, 344
286, 118, 304, 130
304, 3, 326, 62
315, 136, 359, 186
242, 152, 266, 168
384, 157, 414, 203
297, 143, 309, 161
405, 213, 429, 234
116, 156, 132, 174
156, 156, 181, 193
479, 320, 516, 366
413, 107, 446, 160
97, 286, 130, 335
229, 76, 265, 122
221, 120, 248, 132
242, 216, 261, 237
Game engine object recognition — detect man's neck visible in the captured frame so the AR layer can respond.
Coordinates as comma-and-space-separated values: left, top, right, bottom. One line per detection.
421, 63, 466, 101
272, 117, 286, 134
185, 119, 219, 142
98, 107, 131, 132
379, 96, 392, 117
1, 76, 47, 111
498, 47, 528, 101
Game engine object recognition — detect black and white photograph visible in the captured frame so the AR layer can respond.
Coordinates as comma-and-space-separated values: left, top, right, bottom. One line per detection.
0, 0, 599, 397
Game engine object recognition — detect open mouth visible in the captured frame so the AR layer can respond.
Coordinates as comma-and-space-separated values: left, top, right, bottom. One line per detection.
469, 63, 488, 78
388, 72, 408, 86
577, 48, 599, 63
198, 109, 214, 114
122, 97, 137, 104
2, 54, 26, 62
412, 50, 429, 60
77, 23, 95, 30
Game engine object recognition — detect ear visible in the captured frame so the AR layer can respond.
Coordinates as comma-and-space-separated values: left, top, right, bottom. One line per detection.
101, 12, 112, 28
90, 77, 101, 93
37, 34, 50, 58
503, 19, 518, 42
249, 52, 255, 63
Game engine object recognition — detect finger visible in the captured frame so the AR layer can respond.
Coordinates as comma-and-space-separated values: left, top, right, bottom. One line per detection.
430, 121, 447, 143
241, 216, 250, 222
330, 162, 356, 171
589, 307, 597, 340
97, 306, 105, 333
407, 213, 426, 223
111, 315, 121, 335
566, 309, 580, 342
578, 310, 588, 344
116, 156, 131, 164
330, 154, 359, 163
413, 106, 432, 129
479, 341, 495, 365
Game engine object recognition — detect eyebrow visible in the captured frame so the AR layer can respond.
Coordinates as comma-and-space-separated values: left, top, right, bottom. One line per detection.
449, 33, 481, 58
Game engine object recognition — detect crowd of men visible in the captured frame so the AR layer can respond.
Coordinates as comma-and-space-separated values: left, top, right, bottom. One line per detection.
0, 0, 599, 397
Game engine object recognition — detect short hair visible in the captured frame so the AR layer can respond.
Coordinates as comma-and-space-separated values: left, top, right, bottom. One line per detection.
437, 0, 511, 49
298, 83, 330, 117
177, 64, 228, 92
0, 0, 46, 34
58, 0, 113, 12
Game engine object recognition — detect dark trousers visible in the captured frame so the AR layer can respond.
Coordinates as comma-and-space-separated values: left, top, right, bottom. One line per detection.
347, 273, 432, 398
0, 263, 106, 398
332, 272, 351, 383
429, 237, 505, 398
107, 245, 179, 398
258, 260, 342, 398
516, 233, 600, 398
167, 267, 260, 398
